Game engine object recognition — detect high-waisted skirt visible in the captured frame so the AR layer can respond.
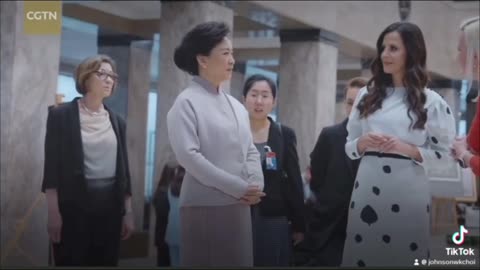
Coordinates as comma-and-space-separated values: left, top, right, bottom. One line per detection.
180, 204, 253, 267
341, 152, 430, 267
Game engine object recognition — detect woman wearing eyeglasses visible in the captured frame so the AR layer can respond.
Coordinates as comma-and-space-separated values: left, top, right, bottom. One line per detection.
42, 54, 134, 266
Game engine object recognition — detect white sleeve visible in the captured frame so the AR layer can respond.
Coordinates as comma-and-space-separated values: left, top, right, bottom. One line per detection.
345, 87, 368, 160
167, 97, 248, 199
414, 96, 457, 171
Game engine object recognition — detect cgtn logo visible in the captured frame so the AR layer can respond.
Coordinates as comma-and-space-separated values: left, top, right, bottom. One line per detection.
23, 1, 61, 35
26, 11, 58, 21
445, 225, 475, 256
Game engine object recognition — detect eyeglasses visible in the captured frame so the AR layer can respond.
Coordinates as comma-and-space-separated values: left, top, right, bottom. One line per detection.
94, 71, 118, 82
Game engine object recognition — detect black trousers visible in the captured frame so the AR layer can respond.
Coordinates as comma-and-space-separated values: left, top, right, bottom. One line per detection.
313, 232, 346, 266
156, 242, 171, 266
52, 206, 123, 266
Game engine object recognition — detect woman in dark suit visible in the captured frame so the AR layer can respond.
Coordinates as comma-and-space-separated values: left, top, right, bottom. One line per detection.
152, 163, 175, 267
242, 74, 306, 266
42, 54, 134, 266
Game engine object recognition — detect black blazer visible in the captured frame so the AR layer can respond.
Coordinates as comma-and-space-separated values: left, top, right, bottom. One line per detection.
153, 188, 169, 247
257, 117, 306, 233
41, 97, 132, 215
309, 118, 360, 247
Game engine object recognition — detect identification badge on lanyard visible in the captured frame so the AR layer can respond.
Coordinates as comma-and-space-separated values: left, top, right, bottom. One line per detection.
264, 146, 277, 170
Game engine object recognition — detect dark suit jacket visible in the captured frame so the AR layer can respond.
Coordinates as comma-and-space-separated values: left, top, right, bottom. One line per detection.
257, 117, 306, 233
153, 188, 169, 247
41, 97, 132, 215
152, 187, 171, 266
308, 118, 360, 248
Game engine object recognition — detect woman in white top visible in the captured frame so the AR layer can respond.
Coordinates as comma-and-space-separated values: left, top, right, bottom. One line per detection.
341, 22, 456, 267
167, 21, 264, 267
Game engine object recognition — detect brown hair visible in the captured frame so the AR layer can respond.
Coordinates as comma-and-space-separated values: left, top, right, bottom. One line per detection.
74, 54, 117, 95
345, 77, 368, 92
359, 22, 429, 130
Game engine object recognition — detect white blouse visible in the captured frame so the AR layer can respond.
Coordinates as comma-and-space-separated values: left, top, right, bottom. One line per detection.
78, 100, 117, 179
345, 86, 457, 171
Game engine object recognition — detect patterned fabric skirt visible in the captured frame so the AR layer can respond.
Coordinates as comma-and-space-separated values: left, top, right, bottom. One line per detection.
342, 152, 430, 267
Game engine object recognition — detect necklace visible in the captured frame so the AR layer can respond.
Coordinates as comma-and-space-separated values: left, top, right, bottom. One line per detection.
80, 99, 102, 116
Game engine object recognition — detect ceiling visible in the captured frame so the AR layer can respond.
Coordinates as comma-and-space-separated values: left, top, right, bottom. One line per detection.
60, 1, 375, 79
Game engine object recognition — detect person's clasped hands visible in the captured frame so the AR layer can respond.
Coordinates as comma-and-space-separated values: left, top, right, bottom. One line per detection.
240, 184, 265, 205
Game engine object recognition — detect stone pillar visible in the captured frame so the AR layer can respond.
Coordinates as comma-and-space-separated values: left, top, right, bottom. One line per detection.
1, 1, 61, 266
277, 28, 339, 170
98, 30, 145, 119
335, 85, 346, 124
98, 31, 152, 230
230, 62, 246, 102
155, 0, 234, 187
151, 0, 234, 257
125, 40, 153, 230
430, 79, 460, 132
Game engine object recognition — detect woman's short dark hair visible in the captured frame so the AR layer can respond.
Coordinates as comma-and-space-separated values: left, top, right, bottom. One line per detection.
242, 74, 277, 98
359, 22, 429, 130
154, 162, 178, 194
170, 166, 185, 197
174, 21, 230, 75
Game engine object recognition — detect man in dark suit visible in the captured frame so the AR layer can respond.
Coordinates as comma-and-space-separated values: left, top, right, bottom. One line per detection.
308, 77, 367, 266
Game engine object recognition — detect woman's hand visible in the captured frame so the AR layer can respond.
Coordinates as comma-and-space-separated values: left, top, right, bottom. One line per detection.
121, 212, 134, 240
292, 232, 305, 246
378, 136, 422, 161
451, 136, 469, 159
357, 132, 389, 154
451, 136, 473, 166
239, 184, 265, 205
47, 208, 62, 243
379, 136, 410, 153
46, 189, 62, 243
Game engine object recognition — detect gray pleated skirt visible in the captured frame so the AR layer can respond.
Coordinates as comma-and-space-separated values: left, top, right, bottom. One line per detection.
342, 152, 430, 267
180, 204, 253, 267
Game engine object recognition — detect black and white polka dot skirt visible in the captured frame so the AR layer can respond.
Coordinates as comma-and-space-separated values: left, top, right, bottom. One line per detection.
341, 152, 430, 267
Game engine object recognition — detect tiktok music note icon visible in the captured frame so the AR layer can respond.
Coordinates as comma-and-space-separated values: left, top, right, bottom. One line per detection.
452, 225, 469, 245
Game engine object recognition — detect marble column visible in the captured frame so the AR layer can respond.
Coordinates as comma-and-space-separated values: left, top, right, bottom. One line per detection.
98, 31, 152, 231
98, 30, 145, 119
155, 0, 234, 186
1, 1, 61, 266
230, 62, 246, 102
125, 40, 152, 231
277, 28, 339, 170
431, 79, 461, 131
335, 85, 346, 124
